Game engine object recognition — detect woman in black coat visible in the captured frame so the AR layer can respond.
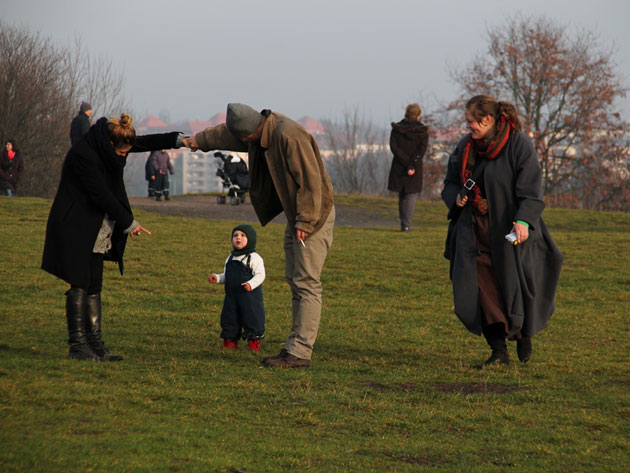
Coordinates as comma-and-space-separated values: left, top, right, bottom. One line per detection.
42, 113, 182, 361
0, 140, 25, 196
388, 103, 428, 232
442, 95, 563, 368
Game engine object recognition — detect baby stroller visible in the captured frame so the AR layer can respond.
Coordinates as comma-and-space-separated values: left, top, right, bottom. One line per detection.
214, 151, 249, 205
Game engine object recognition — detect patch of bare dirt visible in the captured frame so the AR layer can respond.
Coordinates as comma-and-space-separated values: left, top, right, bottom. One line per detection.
360, 381, 416, 393
433, 383, 521, 394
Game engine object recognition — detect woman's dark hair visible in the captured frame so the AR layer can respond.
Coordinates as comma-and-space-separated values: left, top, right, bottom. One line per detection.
466, 95, 522, 131
5, 139, 18, 151
107, 113, 136, 148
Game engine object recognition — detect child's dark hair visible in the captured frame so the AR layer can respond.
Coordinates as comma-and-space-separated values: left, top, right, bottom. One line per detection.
466, 95, 522, 131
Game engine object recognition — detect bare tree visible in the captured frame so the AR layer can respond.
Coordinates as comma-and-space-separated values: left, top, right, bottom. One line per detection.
321, 109, 390, 195
449, 14, 629, 211
0, 23, 130, 197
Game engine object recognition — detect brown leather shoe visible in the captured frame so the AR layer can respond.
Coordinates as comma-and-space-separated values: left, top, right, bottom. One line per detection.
262, 348, 288, 364
263, 350, 310, 368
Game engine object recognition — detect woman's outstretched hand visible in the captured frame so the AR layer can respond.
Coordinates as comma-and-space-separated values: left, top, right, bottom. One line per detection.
130, 225, 151, 238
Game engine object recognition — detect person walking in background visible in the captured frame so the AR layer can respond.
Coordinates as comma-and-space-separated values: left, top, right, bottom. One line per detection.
145, 153, 157, 197
42, 113, 183, 361
442, 95, 563, 369
70, 101, 93, 146
184, 103, 334, 368
0, 140, 25, 196
208, 224, 266, 352
388, 103, 429, 232
150, 149, 173, 201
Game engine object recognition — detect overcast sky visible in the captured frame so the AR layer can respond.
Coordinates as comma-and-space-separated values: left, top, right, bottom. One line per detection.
4, 0, 629, 124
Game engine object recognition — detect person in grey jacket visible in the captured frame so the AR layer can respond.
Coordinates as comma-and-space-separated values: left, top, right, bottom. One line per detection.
442, 95, 563, 369
150, 149, 174, 201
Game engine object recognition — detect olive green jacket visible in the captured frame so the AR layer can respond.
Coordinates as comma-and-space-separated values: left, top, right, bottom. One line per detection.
195, 112, 334, 235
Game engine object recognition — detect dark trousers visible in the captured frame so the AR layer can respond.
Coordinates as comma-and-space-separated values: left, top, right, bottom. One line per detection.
154, 173, 169, 196
220, 257, 265, 341
398, 191, 416, 229
71, 253, 104, 295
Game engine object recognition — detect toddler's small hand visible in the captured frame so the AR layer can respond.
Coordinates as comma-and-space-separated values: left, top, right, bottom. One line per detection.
208, 274, 217, 283
241, 282, 252, 292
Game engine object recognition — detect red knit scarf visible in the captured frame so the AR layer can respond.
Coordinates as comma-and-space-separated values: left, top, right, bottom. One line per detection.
460, 117, 513, 214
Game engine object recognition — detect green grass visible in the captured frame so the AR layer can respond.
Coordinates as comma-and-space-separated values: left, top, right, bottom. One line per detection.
1, 196, 629, 473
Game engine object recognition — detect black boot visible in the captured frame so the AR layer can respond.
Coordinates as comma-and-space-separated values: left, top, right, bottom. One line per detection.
517, 337, 532, 363
164, 190, 170, 201
66, 288, 100, 360
476, 323, 509, 369
85, 293, 123, 362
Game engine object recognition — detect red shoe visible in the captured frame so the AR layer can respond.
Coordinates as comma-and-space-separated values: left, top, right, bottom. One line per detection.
248, 340, 261, 352
222, 339, 238, 349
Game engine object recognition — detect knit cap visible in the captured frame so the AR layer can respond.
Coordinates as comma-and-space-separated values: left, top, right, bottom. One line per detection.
226, 103, 262, 139
80, 101, 93, 113
231, 224, 257, 256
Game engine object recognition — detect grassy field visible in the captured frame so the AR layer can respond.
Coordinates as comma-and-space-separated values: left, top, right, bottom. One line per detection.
1, 196, 629, 473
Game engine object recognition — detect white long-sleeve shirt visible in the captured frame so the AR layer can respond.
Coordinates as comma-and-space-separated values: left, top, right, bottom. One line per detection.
212, 252, 265, 290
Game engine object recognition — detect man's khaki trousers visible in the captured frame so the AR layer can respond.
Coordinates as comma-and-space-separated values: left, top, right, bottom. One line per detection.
283, 206, 335, 360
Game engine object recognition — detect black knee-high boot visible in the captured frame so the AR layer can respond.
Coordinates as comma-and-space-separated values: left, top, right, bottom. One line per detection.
66, 288, 100, 360
85, 293, 123, 362
476, 323, 509, 369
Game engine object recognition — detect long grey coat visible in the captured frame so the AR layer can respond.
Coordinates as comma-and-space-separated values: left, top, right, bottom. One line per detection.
442, 131, 563, 337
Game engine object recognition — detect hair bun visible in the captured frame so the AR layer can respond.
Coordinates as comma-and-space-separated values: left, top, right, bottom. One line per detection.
119, 113, 133, 128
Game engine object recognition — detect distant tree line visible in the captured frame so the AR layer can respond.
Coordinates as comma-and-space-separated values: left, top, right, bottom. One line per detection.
0, 23, 129, 197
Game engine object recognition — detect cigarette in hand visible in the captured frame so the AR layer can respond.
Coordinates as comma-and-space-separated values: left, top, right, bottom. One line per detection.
300, 239, 306, 248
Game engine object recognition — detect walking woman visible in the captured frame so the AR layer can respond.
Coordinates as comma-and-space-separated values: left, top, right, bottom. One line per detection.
42, 113, 182, 361
442, 95, 563, 368
388, 103, 428, 232
0, 140, 25, 196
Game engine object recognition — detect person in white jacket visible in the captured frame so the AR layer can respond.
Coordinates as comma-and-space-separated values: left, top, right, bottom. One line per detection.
208, 224, 266, 351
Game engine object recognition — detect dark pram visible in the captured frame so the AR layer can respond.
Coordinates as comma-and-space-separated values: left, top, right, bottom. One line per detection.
214, 151, 249, 205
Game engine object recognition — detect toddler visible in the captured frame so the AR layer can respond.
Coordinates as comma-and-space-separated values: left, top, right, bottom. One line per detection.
208, 224, 265, 351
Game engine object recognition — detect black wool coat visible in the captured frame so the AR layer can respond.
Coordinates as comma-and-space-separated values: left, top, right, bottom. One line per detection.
441, 131, 564, 337
42, 117, 180, 288
387, 120, 429, 194
70, 112, 91, 146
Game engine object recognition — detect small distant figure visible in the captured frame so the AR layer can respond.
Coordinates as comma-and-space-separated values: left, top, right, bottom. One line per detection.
208, 224, 266, 351
145, 153, 157, 197
150, 149, 173, 201
388, 103, 429, 232
0, 140, 25, 197
70, 101, 93, 146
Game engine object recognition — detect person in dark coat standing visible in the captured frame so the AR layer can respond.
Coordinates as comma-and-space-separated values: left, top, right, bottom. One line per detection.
42, 113, 182, 361
70, 101, 93, 146
442, 95, 563, 369
388, 103, 429, 232
144, 153, 157, 197
0, 140, 25, 196
150, 149, 174, 201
